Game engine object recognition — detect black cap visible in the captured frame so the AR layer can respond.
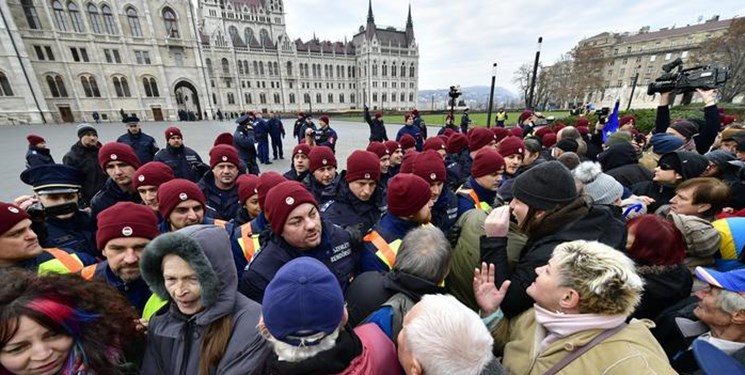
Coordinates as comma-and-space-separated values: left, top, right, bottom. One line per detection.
20, 164, 84, 194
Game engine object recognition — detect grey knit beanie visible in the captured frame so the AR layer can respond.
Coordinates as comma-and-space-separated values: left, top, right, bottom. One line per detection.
76, 123, 97, 138
573, 161, 624, 205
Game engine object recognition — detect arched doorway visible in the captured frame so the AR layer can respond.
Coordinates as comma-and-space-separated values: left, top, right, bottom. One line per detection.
174, 80, 202, 120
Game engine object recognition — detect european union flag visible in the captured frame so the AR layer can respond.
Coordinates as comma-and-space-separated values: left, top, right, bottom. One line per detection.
602, 99, 621, 143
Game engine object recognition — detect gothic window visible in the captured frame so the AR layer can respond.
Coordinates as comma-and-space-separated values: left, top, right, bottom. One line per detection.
22, 0, 41, 29
400, 92, 405, 102
347, 66, 352, 78
409, 64, 415, 77
400, 62, 406, 78
126, 7, 142, 36
382, 93, 387, 102
227, 93, 235, 104
392, 64, 397, 77
289, 93, 295, 104
80, 75, 100, 97
205, 58, 213, 73
273, 62, 278, 76
52, 1, 68, 31
372, 93, 377, 102
327, 93, 333, 103
304, 93, 310, 103
101, 5, 117, 34
46, 75, 67, 97
163, 8, 179, 38
253, 61, 258, 75
0, 72, 14, 96
286, 61, 293, 76
67, 2, 84, 32
259, 29, 269, 45
382, 61, 387, 77
245, 93, 251, 104
143, 77, 159, 97
409, 93, 414, 102
260, 93, 267, 104
228, 26, 242, 46
259, 61, 264, 75
238, 62, 243, 75
339, 94, 344, 103
87, 4, 101, 33
350, 94, 356, 103
243, 61, 249, 75
113, 76, 130, 97
372, 62, 377, 77
221, 58, 229, 74
244, 28, 254, 45
273, 93, 280, 104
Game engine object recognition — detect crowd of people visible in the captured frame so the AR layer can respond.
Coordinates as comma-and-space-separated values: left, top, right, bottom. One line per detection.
3, 88, 745, 374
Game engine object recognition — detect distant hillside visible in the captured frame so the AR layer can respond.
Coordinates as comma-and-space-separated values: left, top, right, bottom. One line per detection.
418, 86, 517, 110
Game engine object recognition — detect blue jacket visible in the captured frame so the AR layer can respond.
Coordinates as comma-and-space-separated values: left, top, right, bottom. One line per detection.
456, 176, 496, 217
396, 125, 424, 151
283, 168, 308, 182
254, 119, 270, 141
42, 210, 97, 258
26, 145, 55, 168
413, 115, 428, 140
117, 131, 158, 163
303, 172, 341, 206
432, 189, 459, 233
83, 261, 154, 316
314, 126, 338, 151
268, 118, 285, 139
233, 126, 260, 175
238, 219, 359, 303
90, 178, 142, 219
360, 214, 421, 273
320, 175, 386, 234
198, 171, 239, 221
250, 211, 270, 234
446, 152, 472, 192
154, 145, 208, 183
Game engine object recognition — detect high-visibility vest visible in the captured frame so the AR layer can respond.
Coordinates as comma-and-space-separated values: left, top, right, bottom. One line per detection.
237, 222, 261, 262
364, 230, 402, 270
468, 190, 491, 212
37, 248, 86, 275
496, 112, 508, 121
213, 219, 227, 229
80, 263, 168, 320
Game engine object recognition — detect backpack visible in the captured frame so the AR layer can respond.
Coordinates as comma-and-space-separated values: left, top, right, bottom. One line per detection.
361, 292, 416, 340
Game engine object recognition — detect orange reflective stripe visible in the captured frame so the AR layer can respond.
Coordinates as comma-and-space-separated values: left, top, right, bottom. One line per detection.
80, 264, 96, 280
469, 190, 481, 209
364, 231, 397, 268
240, 223, 255, 261
213, 219, 227, 229
44, 248, 84, 273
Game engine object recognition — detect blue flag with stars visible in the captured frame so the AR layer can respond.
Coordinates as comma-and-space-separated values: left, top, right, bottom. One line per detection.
603, 99, 620, 143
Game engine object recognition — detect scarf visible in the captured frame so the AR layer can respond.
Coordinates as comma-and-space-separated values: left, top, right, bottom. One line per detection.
533, 304, 627, 352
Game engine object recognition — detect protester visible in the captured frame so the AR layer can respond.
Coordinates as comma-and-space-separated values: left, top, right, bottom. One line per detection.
573, 161, 624, 206
632, 151, 709, 213
63, 123, 106, 206
0, 269, 145, 374
668, 177, 730, 221
260, 257, 400, 374
598, 142, 653, 187
141, 225, 271, 374
365, 105, 388, 142
154, 126, 209, 182
117, 115, 158, 163
24, 134, 54, 167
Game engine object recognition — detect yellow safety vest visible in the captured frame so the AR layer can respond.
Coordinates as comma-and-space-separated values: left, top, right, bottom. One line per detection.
364, 230, 402, 270
496, 112, 508, 121
457, 188, 491, 212
80, 263, 168, 320
237, 222, 261, 262
37, 248, 85, 275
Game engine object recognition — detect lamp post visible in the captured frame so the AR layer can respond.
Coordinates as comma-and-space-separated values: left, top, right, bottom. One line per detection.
486, 63, 497, 128
527, 36, 543, 109
626, 65, 641, 111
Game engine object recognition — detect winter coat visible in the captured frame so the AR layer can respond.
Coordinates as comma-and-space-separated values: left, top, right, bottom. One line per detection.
655, 104, 720, 155
238, 219, 359, 303
282, 168, 308, 182
82, 260, 155, 317
598, 143, 653, 187
233, 126, 260, 175
632, 264, 693, 321
446, 152, 472, 192
63, 141, 107, 205
154, 145, 208, 183
303, 172, 341, 206
501, 309, 676, 375
25, 145, 55, 167
90, 178, 142, 219
268, 118, 285, 139
364, 109, 388, 142
360, 214, 421, 273
413, 115, 427, 141
198, 171, 239, 221
314, 126, 338, 151
431, 188, 459, 233
488, 200, 627, 318
345, 270, 445, 327
117, 131, 158, 163
140, 225, 271, 375
42, 210, 97, 258
320, 174, 386, 234
631, 181, 676, 213
396, 124, 424, 151
292, 118, 304, 140
264, 324, 400, 375
254, 119, 270, 141
298, 121, 317, 144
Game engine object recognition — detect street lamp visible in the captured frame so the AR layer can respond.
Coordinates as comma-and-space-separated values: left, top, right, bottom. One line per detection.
626, 65, 642, 111
527, 36, 543, 109
487, 63, 497, 128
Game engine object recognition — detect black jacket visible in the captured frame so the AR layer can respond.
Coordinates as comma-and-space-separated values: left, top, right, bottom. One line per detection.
364, 108, 388, 142
283, 168, 308, 182
632, 264, 692, 321
598, 143, 653, 187
345, 271, 446, 327
485, 200, 627, 318
631, 181, 677, 213
90, 178, 142, 219
63, 141, 107, 205
655, 104, 720, 154
26, 145, 55, 168
320, 173, 386, 234
117, 131, 158, 163
303, 172, 341, 206
198, 171, 239, 221
154, 145, 208, 183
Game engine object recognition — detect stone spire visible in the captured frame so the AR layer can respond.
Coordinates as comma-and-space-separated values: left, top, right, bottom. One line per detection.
365, 0, 376, 40
405, 3, 414, 43
367, 0, 374, 24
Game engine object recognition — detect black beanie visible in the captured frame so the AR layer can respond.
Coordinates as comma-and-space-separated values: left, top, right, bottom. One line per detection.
556, 138, 579, 153
670, 120, 699, 140
512, 161, 577, 210
659, 151, 709, 181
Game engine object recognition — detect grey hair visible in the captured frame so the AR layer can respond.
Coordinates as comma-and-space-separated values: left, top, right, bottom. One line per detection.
393, 226, 451, 283
261, 323, 341, 363
716, 289, 745, 314
405, 294, 494, 375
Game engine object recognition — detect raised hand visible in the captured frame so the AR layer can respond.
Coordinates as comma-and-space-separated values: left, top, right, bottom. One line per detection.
473, 262, 511, 316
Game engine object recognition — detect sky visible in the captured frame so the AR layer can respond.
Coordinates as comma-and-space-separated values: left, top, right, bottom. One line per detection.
282, 0, 745, 94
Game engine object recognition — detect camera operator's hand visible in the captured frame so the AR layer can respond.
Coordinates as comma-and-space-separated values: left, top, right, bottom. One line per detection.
595, 121, 605, 133
696, 88, 717, 107
659, 92, 672, 106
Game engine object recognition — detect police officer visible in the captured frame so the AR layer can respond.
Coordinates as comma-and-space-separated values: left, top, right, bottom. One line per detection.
156, 178, 221, 233
314, 115, 338, 152
384, 140, 403, 179
154, 126, 209, 182
366, 142, 392, 189
63, 123, 107, 206
91, 142, 143, 218
456, 148, 505, 217
0, 201, 94, 274
412, 150, 459, 233
299, 115, 317, 145
283, 144, 311, 182
446, 128, 496, 192
364, 105, 388, 142
268, 111, 285, 160
293, 111, 306, 144
25, 134, 54, 168
234, 113, 260, 174
80, 202, 165, 321
360, 174, 434, 273
396, 113, 424, 152
132, 161, 175, 224
412, 109, 427, 140
198, 145, 241, 221
20, 164, 97, 258
303, 146, 341, 205
238, 181, 360, 303
253, 112, 271, 164
321, 150, 386, 235
460, 108, 472, 134
117, 114, 158, 163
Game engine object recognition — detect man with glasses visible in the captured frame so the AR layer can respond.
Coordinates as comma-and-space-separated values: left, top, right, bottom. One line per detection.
117, 114, 158, 163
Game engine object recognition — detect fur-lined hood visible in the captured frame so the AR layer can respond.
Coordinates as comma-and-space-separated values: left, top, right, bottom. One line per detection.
141, 225, 236, 324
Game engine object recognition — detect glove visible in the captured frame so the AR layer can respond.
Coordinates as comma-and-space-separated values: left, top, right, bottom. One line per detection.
446, 224, 462, 249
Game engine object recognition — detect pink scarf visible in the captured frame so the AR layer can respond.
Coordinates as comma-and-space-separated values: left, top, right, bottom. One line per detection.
533, 304, 627, 352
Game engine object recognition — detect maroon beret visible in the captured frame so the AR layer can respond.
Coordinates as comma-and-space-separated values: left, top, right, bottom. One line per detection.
99, 142, 142, 170
96, 202, 159, 250
264, 181, 318, 235
157, 179, 205, 219
209, 144, 240, 169
399, 150, 419, 174
133, 161, 175, 189
309, 146, 337, 172
492, 127, 510, 143
26, 134, 45, 145
257, 172, 287, 209
498, 136, 525, 158
237, 174, 260, 204
366, 142, 389, 159
412, 150, 446, 183
292, 144, 311, 158
542, 133, 558, 148
472, 148, 506, 178
384, 141, 401, 155
164, 126, 182, 141
534, 127, 553, 139
213, 132, 234, 146
0, 202, 30, 236
319, 115, 330, 125
446, 133, 468, 154
423, 137, 446, 152
345, 150, 381, 183
387, 174, 432, 217
468, 128, 496, 153
399, 134, 416, 150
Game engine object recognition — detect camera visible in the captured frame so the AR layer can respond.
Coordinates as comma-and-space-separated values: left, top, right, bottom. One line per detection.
595, 107, 610, 124
647, 57, 730, 95
448, 85, 462, 107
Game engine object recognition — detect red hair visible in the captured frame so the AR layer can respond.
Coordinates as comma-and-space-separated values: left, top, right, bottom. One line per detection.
627, 215, 686, 266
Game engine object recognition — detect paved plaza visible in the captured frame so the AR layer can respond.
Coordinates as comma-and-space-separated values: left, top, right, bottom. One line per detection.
0, 118, 423, 201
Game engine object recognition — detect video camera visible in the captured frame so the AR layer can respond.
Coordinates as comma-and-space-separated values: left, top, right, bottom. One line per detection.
448, 85, 462, 107
595, 107, 610, 124
647, 57, 729, 95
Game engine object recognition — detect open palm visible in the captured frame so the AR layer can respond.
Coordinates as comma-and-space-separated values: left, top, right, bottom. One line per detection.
473, 262, 511, 316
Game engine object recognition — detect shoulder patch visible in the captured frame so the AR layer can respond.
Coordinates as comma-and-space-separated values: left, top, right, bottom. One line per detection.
320, 200, 335, 212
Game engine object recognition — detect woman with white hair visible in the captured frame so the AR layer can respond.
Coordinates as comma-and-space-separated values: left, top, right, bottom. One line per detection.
474, 240, 677, 374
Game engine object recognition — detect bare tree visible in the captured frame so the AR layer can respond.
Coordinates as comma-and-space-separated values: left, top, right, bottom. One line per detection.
512, 63, 532, 106
694, 18, 745, 102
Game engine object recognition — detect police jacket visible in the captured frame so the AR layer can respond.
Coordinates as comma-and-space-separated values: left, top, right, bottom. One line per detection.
299, 122, 317, 143
80, 261, 164, 319
360, 214, 421, 273
292, 118, 305, 140
320, 174, 386, 234
233, 126, 260, 175
283, 168, 308, 182
26, 145, 55, 168
431, 188, 458, 233
268, 118, 285, 139
238, 219, 359, 303
154, 145, 208, 183
456, 176, 497, 218
254, 119, 270, 141
446, 152, 472, 191
43, 210, 97, 258
364, 109, 388, 142
117, 131, 158, 163
303, 173, 341, 206
413, 116, 427, 140
396, 125, 423, 151
314, 126, 338, 151
198, 171, 239, 221
90, 178, 142, 219
63, 141, 107, 205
